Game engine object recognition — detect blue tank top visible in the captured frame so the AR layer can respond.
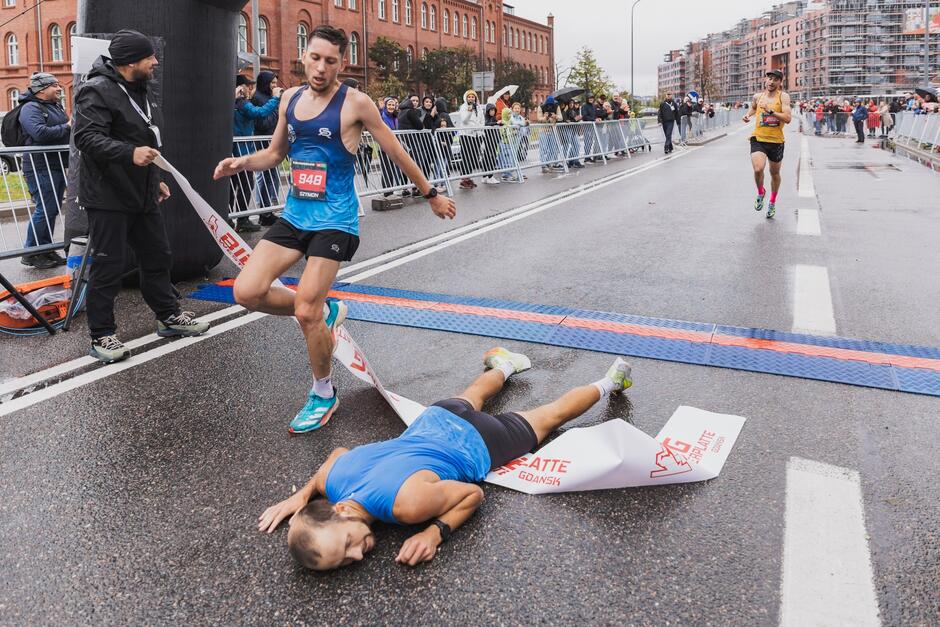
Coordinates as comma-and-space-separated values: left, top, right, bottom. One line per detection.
324, 406, 491, 524
282, 84, 360, 235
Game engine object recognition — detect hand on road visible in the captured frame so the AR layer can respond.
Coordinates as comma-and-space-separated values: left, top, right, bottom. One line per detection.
214, 157, 245, 180
258, 492, 307, 533
158, 182, 171, 203
429, 194, 456, 220
396, 528, 441, 566
133, 146, 160, 167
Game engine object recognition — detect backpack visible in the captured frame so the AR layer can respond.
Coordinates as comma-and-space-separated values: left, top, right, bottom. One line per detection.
1, 96, 48, 147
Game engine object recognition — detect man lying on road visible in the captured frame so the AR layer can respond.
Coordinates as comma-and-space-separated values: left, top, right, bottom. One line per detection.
258, 347, 633, 569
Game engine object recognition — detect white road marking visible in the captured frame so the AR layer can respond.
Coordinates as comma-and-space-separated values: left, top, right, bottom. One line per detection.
796, 208, 821, 236
779, 457, 880, 627
792, 264, 836, 335
798, 136, 815, 198
1, 149, 699, 416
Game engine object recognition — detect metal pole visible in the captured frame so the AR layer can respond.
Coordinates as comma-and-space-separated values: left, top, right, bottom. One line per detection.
631, 0, 643, 97
926, 0, 931, 86
36, 0, 45, 72
251, 0, 260, 76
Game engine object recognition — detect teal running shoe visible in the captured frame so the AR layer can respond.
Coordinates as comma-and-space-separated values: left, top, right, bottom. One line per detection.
766, 202, 776, 219
325, 298, 347, 331
604, 357, 633, 393
289, 387, 339, 434
754, 194, 765, 212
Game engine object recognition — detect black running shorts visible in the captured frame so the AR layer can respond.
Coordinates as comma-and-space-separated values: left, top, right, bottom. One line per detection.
433, 398, 538, 470
750, 137, 785, 163
261, 218, 360, 262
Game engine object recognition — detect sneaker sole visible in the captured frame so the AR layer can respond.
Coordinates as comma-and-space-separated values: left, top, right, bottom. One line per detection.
89, 348, 130, 364
328, 300, 348, 331
157, 327, 209, 338
483, 348, 532, 373
288, 397, 339, 434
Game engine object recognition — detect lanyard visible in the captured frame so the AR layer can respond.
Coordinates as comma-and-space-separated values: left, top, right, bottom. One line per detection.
117, 84, 152, 125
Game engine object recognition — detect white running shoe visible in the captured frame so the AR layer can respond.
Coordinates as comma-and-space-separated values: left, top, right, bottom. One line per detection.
483, 347, 532, 374
604, 357, 633, 393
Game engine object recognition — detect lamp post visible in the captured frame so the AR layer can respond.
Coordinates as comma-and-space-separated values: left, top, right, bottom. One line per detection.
925, 0, 931, 86
631, 0, 643, 97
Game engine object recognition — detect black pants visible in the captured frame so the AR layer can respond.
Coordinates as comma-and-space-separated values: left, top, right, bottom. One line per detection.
662, 120, 675, 152
854, 119, 865, 142
86, 208, 178, 339
460, 135, 482, 176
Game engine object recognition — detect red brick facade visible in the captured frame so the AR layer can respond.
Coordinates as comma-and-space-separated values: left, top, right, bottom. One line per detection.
0, 0, 555, 113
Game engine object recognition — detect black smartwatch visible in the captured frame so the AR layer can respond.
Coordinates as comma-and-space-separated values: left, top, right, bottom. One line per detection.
423, 187, 439, 200
431, 519, 451, 542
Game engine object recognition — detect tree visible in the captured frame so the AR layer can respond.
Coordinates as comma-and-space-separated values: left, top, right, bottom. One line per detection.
494, 59, 537, 108
365, 75, 406, 102
416, 47, 479, 98
567, 47, 616, 97
369, 36, 408, 81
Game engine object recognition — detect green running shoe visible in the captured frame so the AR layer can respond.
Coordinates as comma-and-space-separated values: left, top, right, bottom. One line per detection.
754, 194, 765, 212
766, 202, 776, 219
157, 311, 210, 337
605, 357, 633, 393
289, 387, 339, 434
90, 334, 130, 364
483, 347, 532, 373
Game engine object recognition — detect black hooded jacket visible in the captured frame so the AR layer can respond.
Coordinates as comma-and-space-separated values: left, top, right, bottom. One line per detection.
251, 71, 279, 135
431, 97, 454, 129
73, 55, 164, 213
397, 98, 424, 131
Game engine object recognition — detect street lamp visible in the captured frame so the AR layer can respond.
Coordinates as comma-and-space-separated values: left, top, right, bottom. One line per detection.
631, 0, 643, 97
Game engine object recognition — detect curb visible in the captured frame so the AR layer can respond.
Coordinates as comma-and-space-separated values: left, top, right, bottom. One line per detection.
686, 132, 727, 146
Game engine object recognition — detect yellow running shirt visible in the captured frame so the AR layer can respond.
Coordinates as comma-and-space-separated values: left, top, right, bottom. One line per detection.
752, 92, 785, 144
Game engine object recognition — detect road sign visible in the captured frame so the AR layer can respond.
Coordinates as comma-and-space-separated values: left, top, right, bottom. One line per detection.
473, 71, 495, 92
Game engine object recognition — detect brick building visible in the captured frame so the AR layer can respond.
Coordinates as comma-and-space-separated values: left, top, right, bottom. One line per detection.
0, 0, 555, 113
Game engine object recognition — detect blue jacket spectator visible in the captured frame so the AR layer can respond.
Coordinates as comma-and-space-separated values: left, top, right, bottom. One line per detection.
250, 71, 280, 135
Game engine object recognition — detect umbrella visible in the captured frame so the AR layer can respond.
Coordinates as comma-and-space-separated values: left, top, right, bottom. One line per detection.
915, 86, 938, 103
487, 85, 518, 105
549, 86, 585, 102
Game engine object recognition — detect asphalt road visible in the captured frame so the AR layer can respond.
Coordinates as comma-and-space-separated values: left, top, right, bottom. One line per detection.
2, 125, 939, 625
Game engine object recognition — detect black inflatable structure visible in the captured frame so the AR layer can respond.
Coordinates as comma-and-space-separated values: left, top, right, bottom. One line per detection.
77, 0, 248, 279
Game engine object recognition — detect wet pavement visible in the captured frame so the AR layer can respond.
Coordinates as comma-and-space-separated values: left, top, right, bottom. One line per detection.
2, 126, 939, 624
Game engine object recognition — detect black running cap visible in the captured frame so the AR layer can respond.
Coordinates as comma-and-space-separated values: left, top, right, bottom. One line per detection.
766, 69, 784, 80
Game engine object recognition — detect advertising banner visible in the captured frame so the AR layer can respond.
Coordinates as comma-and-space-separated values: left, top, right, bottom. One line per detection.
903, 7, 940, 35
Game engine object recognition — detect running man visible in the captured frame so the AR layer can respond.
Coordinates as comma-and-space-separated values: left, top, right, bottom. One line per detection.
213, 26, 456, 433
257, 348, 633, 570
742, 69, 792, 219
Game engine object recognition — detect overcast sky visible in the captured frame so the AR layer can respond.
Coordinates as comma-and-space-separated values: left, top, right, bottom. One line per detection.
510, 0, 785, 96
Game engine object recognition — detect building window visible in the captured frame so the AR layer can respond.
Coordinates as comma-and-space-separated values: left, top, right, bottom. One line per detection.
49, 24, 63, 62
297, 23, 308, 59
406, 46, 414, 68
513, 29, 518, 48
443, 8, 449, 32
462, 14, 467, 38
349, 32, 359, 65
258, 16, 269, 56
484, 21, 489, 43
348, 0, 356, 8
378, 0, 386, 19
9, 88, 19, 110
453, 12, 458, 36
67, 23, 76, 60
422, 47, 429, 59
392, 0, 399, 22
405, 0, 412, 26
421, 3, 427, 29
471, 17, 477, 40
429, 5, 436, 31
503, 25, 507, 46
6, 33, 18, 66
335, 0, 342, 6
237, 14, 248, 54
3, 0, 14, 7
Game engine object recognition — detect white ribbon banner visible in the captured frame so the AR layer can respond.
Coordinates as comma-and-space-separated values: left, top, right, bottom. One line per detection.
156, 156, 746, 495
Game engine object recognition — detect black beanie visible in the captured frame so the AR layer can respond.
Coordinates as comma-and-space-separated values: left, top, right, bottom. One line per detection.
108, 29, 155, 65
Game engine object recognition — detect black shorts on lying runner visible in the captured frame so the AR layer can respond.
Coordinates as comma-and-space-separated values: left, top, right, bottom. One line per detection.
432, 398, 538, 469
750, 137, 785, 163
262, 218, 360, 262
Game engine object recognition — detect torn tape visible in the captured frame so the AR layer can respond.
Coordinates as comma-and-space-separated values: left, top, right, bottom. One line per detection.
156, 156, 746, 494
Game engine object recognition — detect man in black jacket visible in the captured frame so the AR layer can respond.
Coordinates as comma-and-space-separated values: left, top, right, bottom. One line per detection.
251, 70, 280, 225
658, 91, 678, 154
73, 29, 209, 364
580, 93, 598, 161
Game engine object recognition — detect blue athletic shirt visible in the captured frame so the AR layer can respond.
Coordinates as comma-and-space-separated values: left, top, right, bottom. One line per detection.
324, 406, 491, 524
282, 83, 360, 236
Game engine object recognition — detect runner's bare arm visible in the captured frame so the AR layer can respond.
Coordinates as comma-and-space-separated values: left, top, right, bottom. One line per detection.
213, 87, 297, 180
394, 479, 484, 566
743, 93, 759, 123
777, 93, 793, 124
256, 446, 349, 533
355, 92, 456, 220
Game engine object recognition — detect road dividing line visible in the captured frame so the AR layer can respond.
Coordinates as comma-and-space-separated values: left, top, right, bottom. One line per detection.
798, 136, 815, 198
792, 264, 836, 335
796, 208, 821, 236
780, 457, 880, 627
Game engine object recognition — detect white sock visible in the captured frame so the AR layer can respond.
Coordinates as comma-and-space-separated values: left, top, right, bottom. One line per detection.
313, 375, 334, 398
592, 377, 616, 396
495, 360, 516, 380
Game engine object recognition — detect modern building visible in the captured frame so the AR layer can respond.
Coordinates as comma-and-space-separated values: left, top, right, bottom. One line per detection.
657, 49, 686, 97
0, 0, 555, 113
658, 0, 939, 103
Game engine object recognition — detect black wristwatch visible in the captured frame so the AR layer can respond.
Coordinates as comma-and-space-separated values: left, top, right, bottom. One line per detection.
423, 187, 439, 200
430, 519, 451, 542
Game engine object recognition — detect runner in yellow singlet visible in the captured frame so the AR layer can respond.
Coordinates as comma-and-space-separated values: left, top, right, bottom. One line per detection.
742, 69, 792, 219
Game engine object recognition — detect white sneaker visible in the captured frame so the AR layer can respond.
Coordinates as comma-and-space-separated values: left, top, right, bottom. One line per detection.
483, 347, 532, 374
604, 357, 633, 393
483, 177, 500, 185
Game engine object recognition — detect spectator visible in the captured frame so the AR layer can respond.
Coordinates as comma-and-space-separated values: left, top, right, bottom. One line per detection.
432, 97, 454, 190
678, 96, 692, 145
500, 101, 528, 181
378, 97, 407, 197
851, 99, 868, 143
563, 99, 584, 168
495, 90, 511, 120
456, 89, 485, 190
480, 103, 502, 183
878, 100, 892, 138
867, 100, 880, 138
251, 70, 280, 226
658, 91, 678, 154
17, 72, 70, 269
397, 95, 431, 193
580, 93, 598, 161
231, 74, 281, 232
536, 95, 563, 172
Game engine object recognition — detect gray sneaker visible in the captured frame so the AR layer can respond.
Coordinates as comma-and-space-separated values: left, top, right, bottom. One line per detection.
90, 334, 131, 364
157, 311, 210, 337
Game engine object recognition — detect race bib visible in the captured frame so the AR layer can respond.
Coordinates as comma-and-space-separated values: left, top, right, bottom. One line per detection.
760, 111, 781, 128
291, 160, 328, 201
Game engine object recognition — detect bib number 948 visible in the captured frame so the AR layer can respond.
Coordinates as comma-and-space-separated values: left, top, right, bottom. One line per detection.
291, 160, 328, 200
